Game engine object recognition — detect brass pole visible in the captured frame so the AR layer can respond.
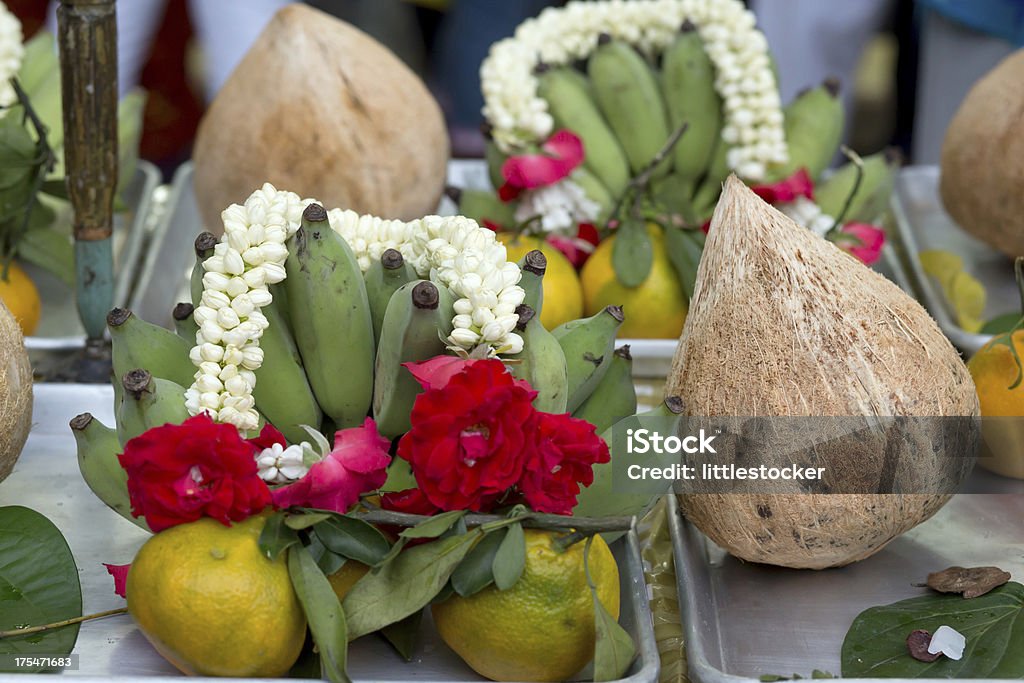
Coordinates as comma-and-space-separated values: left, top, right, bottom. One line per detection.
56, 0, 117, 344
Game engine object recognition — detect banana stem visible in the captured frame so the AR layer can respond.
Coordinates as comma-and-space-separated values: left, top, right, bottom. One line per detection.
353, 508, 635, 533
610, 122, 689, 223
0, 608, 128, 639
826, 145, 864, 236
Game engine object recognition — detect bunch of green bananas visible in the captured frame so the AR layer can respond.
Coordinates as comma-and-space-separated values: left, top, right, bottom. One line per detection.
75, 212, 649, 526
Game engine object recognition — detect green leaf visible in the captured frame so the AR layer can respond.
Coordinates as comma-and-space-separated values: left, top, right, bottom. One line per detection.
285, 511, 332, 530
492, 522, 526, 591
313, 516, 391, 567
841, 581, 1024, 678
663, 227, 704, 301
400, 510, 467, 540
0, 506, 82, 672
343, 530, 481, 640
39, 178, 68, 201
287, 546, 350, 683
379, 609, 423, 662
982, 313, 1020, 336
451, 528, 505, 597
586, 536, 635, 681
612, 219, 653, 288
258, 512, 300, 560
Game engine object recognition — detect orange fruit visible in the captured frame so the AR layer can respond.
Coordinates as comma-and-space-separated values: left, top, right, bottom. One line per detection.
498, 233, 584, 329
0, 262, 41, 336
968, 329, 1024, 478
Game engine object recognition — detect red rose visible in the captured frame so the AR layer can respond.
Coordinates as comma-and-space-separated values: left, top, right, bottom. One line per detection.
118, 414, 273, 532
381, 488, 440, 516
498, 129, 585, 202
519, 412, 610, 515
398, 358, 537, 512
750, 167, 815, 204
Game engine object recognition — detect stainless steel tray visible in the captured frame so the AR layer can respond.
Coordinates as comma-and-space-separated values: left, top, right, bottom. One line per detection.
24, 161, 162, 354
0, 384, 659, 683
667, 489, 1023, 683
890, 166, 1017, 357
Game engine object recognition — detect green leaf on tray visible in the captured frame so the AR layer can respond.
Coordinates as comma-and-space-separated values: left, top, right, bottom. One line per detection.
841, 581, 1024, 678
258, 512, 300, 561
379, 608, 424, 662
586, 536, 635, 681
612, 218, 653, 288
981, 313, 1020, 336
451, 528, 505, 597
492, 521, 526, 591
313, 515, 391, 567
343, 529, 481, 640
287, 545, 350, 683
0, 506, 83, 672
284, 511, 332, 530
399, 509, 467, 540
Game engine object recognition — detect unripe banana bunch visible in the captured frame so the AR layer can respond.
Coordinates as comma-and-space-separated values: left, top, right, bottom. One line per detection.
77, 228, 642, 527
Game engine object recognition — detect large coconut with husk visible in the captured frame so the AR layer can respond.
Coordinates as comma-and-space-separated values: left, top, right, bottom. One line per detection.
192, 3, 449, 233
0, 300, 32, 484
940, 49, 1024, 258
667, 176, 979, 569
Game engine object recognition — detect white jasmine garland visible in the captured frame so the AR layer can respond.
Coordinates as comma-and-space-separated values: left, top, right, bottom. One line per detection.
186, 184, 525, 432
513, 179, 601, 234
256, 443, 310, 484
0, 1, 24, 109
778, 196, 835, 237
480, 0, 786, 181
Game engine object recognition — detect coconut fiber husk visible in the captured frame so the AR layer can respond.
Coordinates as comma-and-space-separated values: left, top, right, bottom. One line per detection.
667, 176, 979, 569
0, 301, 33, 484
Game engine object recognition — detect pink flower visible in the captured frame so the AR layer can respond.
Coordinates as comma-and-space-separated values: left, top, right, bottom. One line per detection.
104, 563, 130, 599
405, 355, 483, 391
499, 130, 585, 202
547, 223, 600, 269
836, 222, 885, 265
271, 419, 391, 513
750, 168, 815, 204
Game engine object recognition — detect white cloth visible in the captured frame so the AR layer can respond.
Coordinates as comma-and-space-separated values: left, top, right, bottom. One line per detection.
48, 0, 293, 101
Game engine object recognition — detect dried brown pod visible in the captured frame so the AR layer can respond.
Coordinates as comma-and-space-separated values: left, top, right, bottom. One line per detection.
668, 176, 979, 569
925, 566, 1011, 599
906, 630, 941, 663
0, 301, 32, 484
192, 4, 449, 233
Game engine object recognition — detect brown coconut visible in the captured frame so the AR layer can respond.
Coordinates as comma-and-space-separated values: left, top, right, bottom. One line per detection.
667, 176, 979, 569
940, 49, 1024, 258
0, 300, 32, 484
192, 4, 449, 233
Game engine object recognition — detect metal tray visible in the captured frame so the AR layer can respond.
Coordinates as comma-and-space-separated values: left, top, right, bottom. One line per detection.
24, 161, 162, 353
890, 166, 1017, 357
0, 384, 659, 683
667, 488, 1023, 683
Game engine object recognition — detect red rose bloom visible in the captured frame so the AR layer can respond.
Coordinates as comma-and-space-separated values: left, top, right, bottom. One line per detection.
118, 414, 273, 532
398, 358, 537, 512
519, 411, 610, 515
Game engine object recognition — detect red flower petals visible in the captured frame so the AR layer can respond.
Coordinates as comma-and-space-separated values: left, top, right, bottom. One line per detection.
520, 412, 610, 515
837, 222, 885, 265
750, 167, 814, 204
498, 129, 585, 202
103, 563, 130, 599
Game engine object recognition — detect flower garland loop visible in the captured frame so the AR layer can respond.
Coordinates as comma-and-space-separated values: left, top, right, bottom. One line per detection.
480, 0, 786, 181
185, 184, 526, 432
0, 1, 24, 108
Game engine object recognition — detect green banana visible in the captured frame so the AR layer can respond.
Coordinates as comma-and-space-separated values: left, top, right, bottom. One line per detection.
18, 32, 58, 98
452, 187, 516, 228
70, 412, 149, 531
251, 298, 323, 444
509, 305, 569, 413
574, 396, 685, 532
536, 65, 631, 197
568, 166, 614, 228
484, 138, 508, 191
107, 308, 195, 387
115, 369, 191, 445
365, 248, 417, 343
190, 232, 218, 308
691, 135, 731, 220
814, 147, 900, 223
572, 345, 636, 433
373, 280, 449, 439
662, 21, 722, 195
553, 304, 624, 412
172, 302, 198, 343
588, 36, 672, 177
769, 78, 844, 181
431, 272, 456, 338
517, 250, 546, 316
284, 204, 375, 429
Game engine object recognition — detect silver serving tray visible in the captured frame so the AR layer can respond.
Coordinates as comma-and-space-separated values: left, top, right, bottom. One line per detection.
24, 161, 162, 354
667, 488, 1023, 683
0, 384, 659, 683
890, 166, 1017, 357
